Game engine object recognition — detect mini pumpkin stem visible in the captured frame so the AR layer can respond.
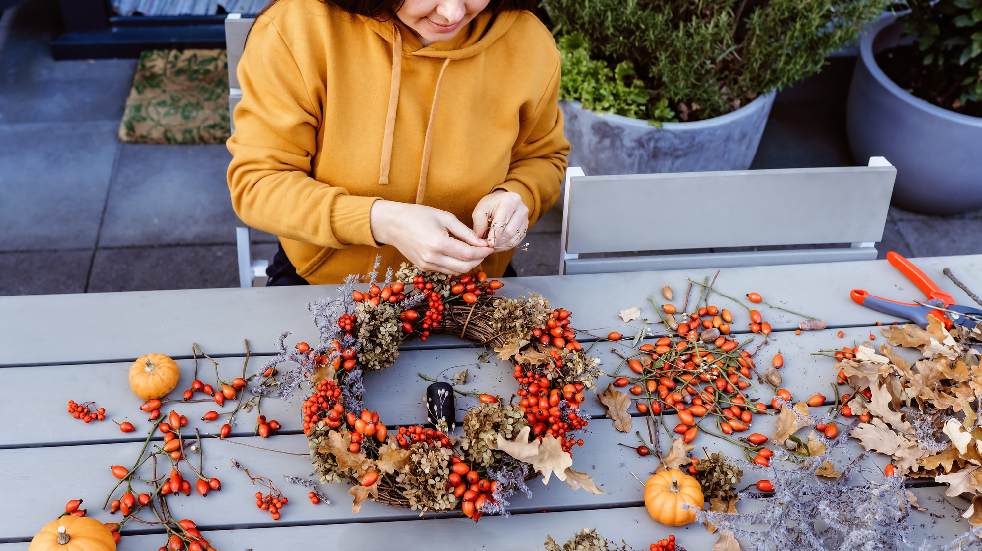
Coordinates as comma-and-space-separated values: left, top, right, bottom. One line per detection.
144, 358, 155, 372
56, 525, 69, 544
671, 478, 680, 494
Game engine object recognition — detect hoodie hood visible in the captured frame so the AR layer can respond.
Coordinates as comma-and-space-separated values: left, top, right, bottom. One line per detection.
365, 9, 521, 199
363, 9, 520, 60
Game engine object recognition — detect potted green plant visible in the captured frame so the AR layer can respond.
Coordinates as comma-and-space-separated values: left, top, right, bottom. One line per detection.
847, 1, 982, 214
540, 0, 886, 175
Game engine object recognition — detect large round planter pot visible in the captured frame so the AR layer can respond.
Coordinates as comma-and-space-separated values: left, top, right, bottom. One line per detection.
847, 15, 982, 215
560, 92, 775, 175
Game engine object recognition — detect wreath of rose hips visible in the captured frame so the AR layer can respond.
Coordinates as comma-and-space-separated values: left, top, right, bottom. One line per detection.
298, 268, 598, 520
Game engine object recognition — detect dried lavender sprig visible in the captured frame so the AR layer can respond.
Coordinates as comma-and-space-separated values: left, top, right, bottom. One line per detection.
284, 475, 331, 504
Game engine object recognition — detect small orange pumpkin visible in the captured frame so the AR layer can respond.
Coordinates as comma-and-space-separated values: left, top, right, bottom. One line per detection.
29, 516, 115, 551
129, 353, 180, 399
644, 468, 704, 526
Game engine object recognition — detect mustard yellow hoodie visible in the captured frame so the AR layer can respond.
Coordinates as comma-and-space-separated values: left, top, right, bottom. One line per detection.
227, 0, 569, 283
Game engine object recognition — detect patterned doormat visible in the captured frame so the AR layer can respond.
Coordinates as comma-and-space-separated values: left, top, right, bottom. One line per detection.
118, 49, 231, 145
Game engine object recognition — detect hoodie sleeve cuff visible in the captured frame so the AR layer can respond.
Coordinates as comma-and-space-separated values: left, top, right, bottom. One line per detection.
493, 180, 539, 224
330, 194, 381, 247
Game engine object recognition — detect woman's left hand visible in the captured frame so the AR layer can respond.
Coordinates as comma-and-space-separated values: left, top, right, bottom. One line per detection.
472, 190, 529, 252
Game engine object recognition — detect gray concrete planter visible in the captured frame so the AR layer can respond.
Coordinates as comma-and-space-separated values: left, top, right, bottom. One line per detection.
847, 16, 982, 215
560, 92, 775, 175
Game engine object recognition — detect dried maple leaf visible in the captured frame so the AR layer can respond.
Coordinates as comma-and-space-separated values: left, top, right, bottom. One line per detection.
494, 426, 573, 484
349, 482, 378, 513
376, 443, 411, 475
562, 467, 603, 495
713, 530, 742, 551
493, 336, 529, 361
619, 306, 642, 323
815, 460, 842, 479
598, 384, 632, 432
661, 438, 694, 470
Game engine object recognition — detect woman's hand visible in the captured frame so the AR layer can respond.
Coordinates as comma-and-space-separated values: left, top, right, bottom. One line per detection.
370, 200, 495, 275
471, 190, 529, 251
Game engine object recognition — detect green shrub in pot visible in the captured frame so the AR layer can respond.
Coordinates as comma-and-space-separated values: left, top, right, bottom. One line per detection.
542, 0, 888, 122
881, 0, 981, 116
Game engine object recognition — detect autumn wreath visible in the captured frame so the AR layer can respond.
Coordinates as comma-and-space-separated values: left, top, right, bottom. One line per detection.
258, 262, 602, 520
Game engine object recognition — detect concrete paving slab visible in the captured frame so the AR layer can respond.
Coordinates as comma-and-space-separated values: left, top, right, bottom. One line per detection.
876, 216, 914, 259
511, 231, 560, 276
0, 1, 135, 124
100, 144, 240, 247
895, 217, 982, 259
0, 122, 117, 251
87, 245, 239, 292
752, 59, 855, 170
0, 249, 91, 295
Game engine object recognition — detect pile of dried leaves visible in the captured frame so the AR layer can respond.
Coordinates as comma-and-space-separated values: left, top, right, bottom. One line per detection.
835, 318, 982, 522
544, 529, 632, 551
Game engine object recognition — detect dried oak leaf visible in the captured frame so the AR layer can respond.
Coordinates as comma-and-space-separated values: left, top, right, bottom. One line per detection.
882, 324, 932, 348
855, 345, 890, 364
376, 443, 411, 475
562, 467, 603, 495
937, 465, 982, 498
868, 382, 912, 433
494, 426, 573, 484
815, 460, 842, 479
851, 418, 926, 472
619, 306, 642, 323
918, 446, 962, 473
713, 530, 742, 551
661, 438, 694, 470
907, 490, 927, 512
598, 384, 632, 432
806, 432, 827, 457
944, 418, 973, 455
324, 431, 372, 473
494, 336, 529, 361
964, 496, 982, 526
514, 345, 553, 368
772, 405, 804, 444
349, 481, 378, 513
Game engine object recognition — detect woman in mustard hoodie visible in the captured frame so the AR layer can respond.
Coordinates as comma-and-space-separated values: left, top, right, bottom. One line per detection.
227, 0, 569, 285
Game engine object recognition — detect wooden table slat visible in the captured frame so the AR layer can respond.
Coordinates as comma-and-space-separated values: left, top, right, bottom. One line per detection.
2, 256, 979, 366
0, 326, 889, 448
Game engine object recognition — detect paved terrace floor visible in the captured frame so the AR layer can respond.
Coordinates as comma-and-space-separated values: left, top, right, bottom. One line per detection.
1, 0, 979, 296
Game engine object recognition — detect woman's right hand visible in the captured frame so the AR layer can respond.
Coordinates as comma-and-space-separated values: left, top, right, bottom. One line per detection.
370, 200, 495, 275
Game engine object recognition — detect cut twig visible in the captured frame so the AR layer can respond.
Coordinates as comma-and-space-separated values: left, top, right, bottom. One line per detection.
944, 267, 982, 308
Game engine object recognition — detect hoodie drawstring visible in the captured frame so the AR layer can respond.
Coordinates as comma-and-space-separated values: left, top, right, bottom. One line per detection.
376, 25, 452, 205
415, 58, 451, 204
377, 27, 402, 186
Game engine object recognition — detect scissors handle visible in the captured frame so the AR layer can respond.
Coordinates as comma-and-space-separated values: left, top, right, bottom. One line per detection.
850, 289, 943, 327
886, 251, 957, 306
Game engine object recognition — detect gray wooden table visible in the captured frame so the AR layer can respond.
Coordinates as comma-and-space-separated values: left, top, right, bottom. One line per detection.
1, 255, 980, 550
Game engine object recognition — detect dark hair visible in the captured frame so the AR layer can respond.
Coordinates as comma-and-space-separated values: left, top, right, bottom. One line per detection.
259, 0, 541, 20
